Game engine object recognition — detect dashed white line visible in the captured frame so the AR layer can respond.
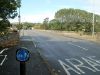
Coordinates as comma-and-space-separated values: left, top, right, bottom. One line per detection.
68, 42, 88, 51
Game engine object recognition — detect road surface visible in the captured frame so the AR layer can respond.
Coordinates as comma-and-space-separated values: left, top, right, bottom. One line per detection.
24, 30, 100, 75
0, 38, 50, 75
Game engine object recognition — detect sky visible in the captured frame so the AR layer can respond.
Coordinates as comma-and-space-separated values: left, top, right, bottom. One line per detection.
10, 0, 100, 23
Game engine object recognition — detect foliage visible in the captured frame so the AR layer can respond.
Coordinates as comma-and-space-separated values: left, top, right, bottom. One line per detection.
43, 17, 49, 30
48, 8, 100, 33
49, 19, 61, 30
16, 24, 23, 30
0, 0, 20, 19
0, 0, 20, 32
20, 22, 34, 30
33, 23, 43, 29
0, 19, 10, 32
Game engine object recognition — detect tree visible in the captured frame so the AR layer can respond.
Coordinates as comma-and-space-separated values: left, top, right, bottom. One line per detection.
43, 17, 49, 30
0, 0, 20, 20
0, 19, 10, 32
84, 22, 92, 32
22, 22, 34, 29
49, 19, 61, 30
16, 24, 23, 30
54, 8, 100, 32
0, 0, 21, 32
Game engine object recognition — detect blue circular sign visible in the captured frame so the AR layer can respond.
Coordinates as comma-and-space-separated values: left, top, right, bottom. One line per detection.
16, 48, 30, 62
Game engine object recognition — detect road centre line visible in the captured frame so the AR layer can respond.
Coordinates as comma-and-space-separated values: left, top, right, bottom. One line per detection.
68, 42, 88, 51
0, 48, 9, 54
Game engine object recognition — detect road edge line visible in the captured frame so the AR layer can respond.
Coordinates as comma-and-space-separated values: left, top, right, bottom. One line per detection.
31, 38, 59, 75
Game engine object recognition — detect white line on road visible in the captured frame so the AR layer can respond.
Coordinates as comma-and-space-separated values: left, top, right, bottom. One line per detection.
31, 38, 37, 48
0, 55, 7, 66
68, 42, 88, 51
0, 48, 9, 54
32, 38, 36, 48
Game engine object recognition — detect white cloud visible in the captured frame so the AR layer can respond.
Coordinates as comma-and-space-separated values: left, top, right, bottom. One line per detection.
87, 0, 100, 6
86, 0, 100, 14
10, 11, 54, 23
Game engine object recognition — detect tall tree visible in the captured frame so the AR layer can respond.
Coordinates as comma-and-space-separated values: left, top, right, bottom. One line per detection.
0, 0, 21, 32
0, 0, 20, 20
43, 17, 49, 30
49, 19, 61, 30
54, 8, 100, 32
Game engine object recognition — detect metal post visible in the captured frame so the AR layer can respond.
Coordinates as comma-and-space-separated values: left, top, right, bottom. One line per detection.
18, 7, 21, 36
16, 48, 30, 75
20, 62, 26, 75
61, 17, 63, 30
18, 0, 23, 36
18, 7, 21, 27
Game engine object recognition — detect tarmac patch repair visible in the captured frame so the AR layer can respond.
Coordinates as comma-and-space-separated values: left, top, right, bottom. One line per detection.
58, 56, 100, 75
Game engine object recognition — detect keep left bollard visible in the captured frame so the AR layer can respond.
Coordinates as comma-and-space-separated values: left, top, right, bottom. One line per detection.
16, 47, 30, 75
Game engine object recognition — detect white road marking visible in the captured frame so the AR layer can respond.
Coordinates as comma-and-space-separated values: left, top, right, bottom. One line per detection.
87, 56, 100, 64
58, 56, 100, 75
34, 43, 37, 48
58, 70, 61, 72
82, 57, 100, 71
31, 38, 37, 48
66, 58, 96, 73
0, 55, 7, 66
68, 42, 88, 51
0, 48, 9, 54
58, 60, 81, 75
0, 48, 8, 66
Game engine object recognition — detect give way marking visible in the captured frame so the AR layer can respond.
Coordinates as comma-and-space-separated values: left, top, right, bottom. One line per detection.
68, 42, 88, 51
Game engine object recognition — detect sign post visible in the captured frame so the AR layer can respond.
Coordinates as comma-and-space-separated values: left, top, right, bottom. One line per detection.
16, 47, 30, 75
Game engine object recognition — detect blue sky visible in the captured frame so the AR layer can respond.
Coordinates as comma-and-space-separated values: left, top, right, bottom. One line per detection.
10, 0, 100, 23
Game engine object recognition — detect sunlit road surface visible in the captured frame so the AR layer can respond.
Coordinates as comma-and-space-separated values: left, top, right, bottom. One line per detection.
24, 30, 100, 75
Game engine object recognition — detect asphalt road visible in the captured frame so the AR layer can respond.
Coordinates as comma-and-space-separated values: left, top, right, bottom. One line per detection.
24, 30, 100, 75
0, 37, 50, 75
0, 47, 20, 75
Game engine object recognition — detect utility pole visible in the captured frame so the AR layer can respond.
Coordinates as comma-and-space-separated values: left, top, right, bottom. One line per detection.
92, 12, 95, 37
92, 0, 95, 37
18, 7, 21, 28
18, 5, 22, 36
18, 0, 23, 36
